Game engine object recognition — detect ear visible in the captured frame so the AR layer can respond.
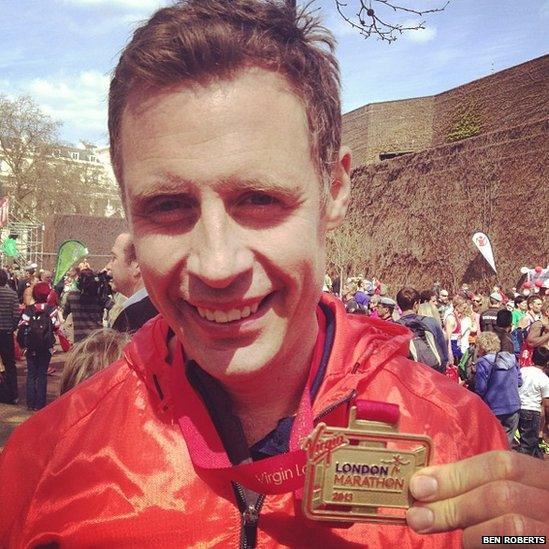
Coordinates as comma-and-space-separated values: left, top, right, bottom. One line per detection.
130, 260, 141, 279
324, 146, 352, 230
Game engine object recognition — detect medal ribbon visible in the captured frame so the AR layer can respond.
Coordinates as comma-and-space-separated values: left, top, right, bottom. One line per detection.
172, 311, 400, 495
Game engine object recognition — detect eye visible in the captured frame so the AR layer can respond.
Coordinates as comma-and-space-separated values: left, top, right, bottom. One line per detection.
240, 192, 280, 207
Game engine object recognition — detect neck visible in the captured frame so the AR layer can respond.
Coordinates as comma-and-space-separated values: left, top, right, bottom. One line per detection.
401, 308, 415, 316
223, 318, 318, 446
128, 279, 145, 298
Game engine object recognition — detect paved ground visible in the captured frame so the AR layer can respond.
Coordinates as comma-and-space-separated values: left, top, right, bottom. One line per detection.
0, 350, 65, 450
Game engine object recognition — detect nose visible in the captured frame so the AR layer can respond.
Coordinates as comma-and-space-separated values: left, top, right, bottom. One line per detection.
186, 199, 253, 289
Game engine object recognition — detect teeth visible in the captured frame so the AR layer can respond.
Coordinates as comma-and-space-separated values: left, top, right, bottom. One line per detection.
194, 301, 262, 323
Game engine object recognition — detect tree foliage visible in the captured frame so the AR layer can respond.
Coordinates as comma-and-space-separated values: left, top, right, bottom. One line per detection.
0, 95, 118, 220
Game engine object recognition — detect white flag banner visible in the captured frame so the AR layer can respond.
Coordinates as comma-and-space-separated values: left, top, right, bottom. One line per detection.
472, 232, 496, 273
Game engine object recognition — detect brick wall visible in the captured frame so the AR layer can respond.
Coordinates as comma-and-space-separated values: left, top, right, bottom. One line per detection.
342, 55, 549, 167
43, 214, 128, 271
341, 118, 549, 291
343, 96, 434, 167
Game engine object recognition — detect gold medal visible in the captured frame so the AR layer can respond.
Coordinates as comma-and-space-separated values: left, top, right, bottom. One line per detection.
302, 406, 432, 523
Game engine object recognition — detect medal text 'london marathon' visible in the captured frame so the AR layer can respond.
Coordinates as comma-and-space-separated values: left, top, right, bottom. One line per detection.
332, 455, 409, 491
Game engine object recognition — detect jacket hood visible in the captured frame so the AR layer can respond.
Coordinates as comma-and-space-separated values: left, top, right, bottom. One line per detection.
123, 293, 412, 418
484, 351, 516, 370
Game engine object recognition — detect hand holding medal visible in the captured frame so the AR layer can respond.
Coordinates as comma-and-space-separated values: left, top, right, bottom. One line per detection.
407, 451, 549, 546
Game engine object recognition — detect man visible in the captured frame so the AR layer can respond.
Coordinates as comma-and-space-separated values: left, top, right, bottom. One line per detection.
106, 232, 157, 333
512, 295, 528, 329
479, 291, 503, 332
517, 347, 549, 458
0, 269, 21, 404
376, 296, 396, 321
526, 297, 549, 351
437, 288, 451, 321
494, 309, 515, 354
0, 2, 547, 547
18, 263, 38, 305
518, 294, 543, 330
396, 287, 449, 372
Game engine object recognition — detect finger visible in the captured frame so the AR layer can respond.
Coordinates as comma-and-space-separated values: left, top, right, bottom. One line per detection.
462, 515, 549, 549
406, 482, 549, 533
410, 451, 549, 502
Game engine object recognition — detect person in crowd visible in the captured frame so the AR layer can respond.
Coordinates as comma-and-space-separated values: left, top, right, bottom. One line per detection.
39, 270, 59, 308
353, 278, 370, 311
1, 2, 547, 546
512, 295, 528, 329
479, 291, 503, 332
18, 282, 59, 411
516, 347, 549, 459
0, 269, 21, 405
376, 296, 396, 321
417, 300, 442, 327
17, 263, 38, 304
62, 269, 105, 342
471, 293, 484, 314
518, 294, 543, 330
526, 297, 549, 351
60, 328, 131, 395
419, 289, 442, 327
368, 293, 381, 318
397, 287, 448, 369
474, 332, 522, 447
494, 309, 515, 354
437, 288, 452, 322
106, 232, 158, 333
444, 295, 467, 364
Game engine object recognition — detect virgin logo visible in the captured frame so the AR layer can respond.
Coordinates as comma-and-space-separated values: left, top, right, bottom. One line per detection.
476, 236, 487, 247
303, 425, 349, 465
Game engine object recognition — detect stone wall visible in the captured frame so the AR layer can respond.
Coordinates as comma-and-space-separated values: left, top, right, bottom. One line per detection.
340, 117, 549, 291
433, 55, 549, 146
43, 214, 127, 271
342, 55, 549, 166
343, 97, 434, 167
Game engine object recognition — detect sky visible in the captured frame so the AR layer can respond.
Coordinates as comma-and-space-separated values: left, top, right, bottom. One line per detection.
1, 0, 547, 147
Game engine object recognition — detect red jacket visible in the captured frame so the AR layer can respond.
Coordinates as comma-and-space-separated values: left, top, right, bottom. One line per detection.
0, 294, 507, 548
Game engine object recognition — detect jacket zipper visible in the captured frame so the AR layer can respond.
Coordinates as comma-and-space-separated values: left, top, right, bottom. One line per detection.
231, 391, 355, 547
314, 389, 356, 422
234, 482, 265, 549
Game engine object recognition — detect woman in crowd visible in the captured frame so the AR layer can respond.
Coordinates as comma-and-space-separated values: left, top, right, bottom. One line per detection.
474, 331, 522, 447
60, 328, 131, 395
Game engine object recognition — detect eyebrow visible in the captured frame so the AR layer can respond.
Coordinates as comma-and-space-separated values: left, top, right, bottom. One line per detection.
129, 172, 305, 204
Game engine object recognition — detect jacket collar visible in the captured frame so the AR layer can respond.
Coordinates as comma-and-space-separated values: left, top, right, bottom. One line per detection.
124, 293, 412, 421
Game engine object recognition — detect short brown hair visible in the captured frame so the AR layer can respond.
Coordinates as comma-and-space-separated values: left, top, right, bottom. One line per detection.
109, 0, 341, 200
396, 288, 420, 311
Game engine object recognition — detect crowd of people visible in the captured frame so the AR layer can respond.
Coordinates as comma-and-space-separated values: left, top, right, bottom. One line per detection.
0, 232, 156, 410
331, 275, 549, 457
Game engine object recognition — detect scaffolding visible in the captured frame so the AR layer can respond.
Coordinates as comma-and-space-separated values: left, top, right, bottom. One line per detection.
0, 197, 44, 269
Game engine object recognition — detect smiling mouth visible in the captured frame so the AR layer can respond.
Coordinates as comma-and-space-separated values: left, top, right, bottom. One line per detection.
187, 294, 273, 324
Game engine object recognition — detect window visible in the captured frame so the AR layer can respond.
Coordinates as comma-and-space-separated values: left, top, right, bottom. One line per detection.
70, 151, 80, 161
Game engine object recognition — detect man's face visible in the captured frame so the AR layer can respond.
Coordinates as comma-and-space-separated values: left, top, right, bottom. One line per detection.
439, 291, 449, 304
120, 69, 348, 383
518, 300, 528, 312
41, 271, 53, 285
530, 299, 543, 315
377, 304, 391, 319
106, 233, 134, 297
